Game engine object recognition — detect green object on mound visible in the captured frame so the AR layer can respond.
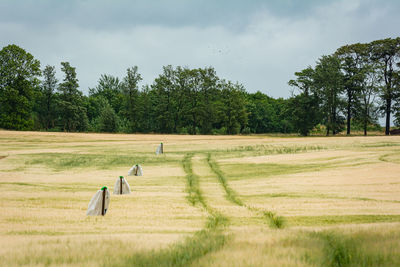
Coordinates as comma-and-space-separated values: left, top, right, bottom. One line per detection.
101, 186, 108, 190
119, 176, 124, 178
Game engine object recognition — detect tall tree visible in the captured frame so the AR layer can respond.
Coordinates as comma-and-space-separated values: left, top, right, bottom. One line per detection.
288, 67, 321, 136
89, 74, 123, 114
198, 67, 219, 134
314, 55, 345, 135
356, 49, 380, 136
57, 62, 88, 131
0, 44, 41, 130
370, 38, 400, 135
121, 66, 142, 132
152, 65, 176, 133
217, 81, 248, 134
336, 43, 368, 135
39, 65, 58, 129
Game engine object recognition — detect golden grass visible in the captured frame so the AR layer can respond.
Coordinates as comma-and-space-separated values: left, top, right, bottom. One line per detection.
1, 130, 400, 266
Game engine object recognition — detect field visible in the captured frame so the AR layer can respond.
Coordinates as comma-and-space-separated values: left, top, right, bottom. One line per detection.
0, 130, 400, 266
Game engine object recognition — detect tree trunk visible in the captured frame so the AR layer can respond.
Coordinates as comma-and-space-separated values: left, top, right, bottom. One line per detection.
346, 92, 351, 135
385, 98, 391, 135
363, 118, 367, 136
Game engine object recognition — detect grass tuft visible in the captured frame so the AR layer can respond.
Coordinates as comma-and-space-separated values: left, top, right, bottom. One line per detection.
263, 211, 286, 229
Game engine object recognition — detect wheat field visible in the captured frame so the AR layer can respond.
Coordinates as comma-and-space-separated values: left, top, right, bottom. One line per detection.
0, 130, 400, 266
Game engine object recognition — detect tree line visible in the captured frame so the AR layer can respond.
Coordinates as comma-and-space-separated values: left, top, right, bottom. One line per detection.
0, 39, 399, 135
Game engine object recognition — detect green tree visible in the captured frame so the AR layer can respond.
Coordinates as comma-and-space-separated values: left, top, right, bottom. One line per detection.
0, 44, 41, 130
246, 92, 285, 133
336, 44, 368, 135
217, 81, 248, 134
197, 67, 219, 134
38, 65, 58, 129
152, 65, 176, 133
288, 67, 321, 136
121, 66, 142, 132
314, 55, 345, 135
89, 74, 123, 114
286, 93, 320, 136
136, 85, 157, 133
98, 102, 119, 132
57, 62, 88, 132
370, 38, 400, 135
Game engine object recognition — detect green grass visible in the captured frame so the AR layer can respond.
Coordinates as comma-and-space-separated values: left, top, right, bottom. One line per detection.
116, 215, 228, 267
211, 144, 327, 159
379, 153, 400, 164
206, 153, 286, 229
219, 156, 375, 181
310, 229, 400, 267
206, 153, 243, 206
219, 162, 327, 181
13, 152, 181, 171
113, 153, 230, 267
361, 142, 400, 148
287, 215, 400, 226
182, 153, 207, 208
262, 211, 286, 229
241, 192, 400, 204
0, 182, 95, 192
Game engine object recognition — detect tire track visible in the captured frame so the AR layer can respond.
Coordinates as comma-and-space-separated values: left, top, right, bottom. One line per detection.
206, 153, 285, 229
118, 153, 228, 267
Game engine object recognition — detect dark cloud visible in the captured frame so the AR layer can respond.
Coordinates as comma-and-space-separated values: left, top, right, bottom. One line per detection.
1, 0, 400, 98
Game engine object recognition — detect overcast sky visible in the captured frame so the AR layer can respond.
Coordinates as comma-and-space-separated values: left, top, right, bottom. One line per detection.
1, 0, 399, 98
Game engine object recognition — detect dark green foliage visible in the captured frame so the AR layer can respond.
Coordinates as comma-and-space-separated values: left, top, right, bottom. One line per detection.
32, 65, 58, 130
1, 37, 399, 135
98, 102, 119, 132
246, 92, 292, 133
57, 62, 88, 132
314, 55, 345, 135
286, 93, 321, 136
217, 81, 248, 134
120, 66, 142, 132
0, 44, 41, 130
370, 38, 400, 135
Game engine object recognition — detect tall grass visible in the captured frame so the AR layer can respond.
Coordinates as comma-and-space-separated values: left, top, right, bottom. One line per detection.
206, 153, 243, 206
211, 144, 327, 159
310, 230, 400, 267
17, 152, 180, 171
118, 215, 228, 267
207, 153, 286, 229
182, 153, 207, 208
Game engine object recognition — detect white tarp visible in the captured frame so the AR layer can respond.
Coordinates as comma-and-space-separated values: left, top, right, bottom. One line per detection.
128, 164, 143, 176
86, 187, 110, 216
113, 176, 131, 194
155, 143, 163, 155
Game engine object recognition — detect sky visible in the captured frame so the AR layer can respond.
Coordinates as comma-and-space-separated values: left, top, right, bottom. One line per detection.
1, 0, 400, 98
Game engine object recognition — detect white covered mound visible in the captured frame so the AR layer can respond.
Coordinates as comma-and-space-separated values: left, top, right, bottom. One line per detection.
113, 176, 131, 194
156, 143, 163, 155
86, 187, 110, 216
128, 164, 143, 176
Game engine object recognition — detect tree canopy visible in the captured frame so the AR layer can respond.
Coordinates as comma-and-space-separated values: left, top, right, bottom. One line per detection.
1, 39, 399, 135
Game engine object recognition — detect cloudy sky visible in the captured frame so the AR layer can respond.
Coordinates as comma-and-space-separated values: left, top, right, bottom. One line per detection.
1, 0, 399, 98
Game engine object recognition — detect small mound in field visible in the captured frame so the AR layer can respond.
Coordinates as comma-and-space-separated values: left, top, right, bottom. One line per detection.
0, 156, 7, 160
